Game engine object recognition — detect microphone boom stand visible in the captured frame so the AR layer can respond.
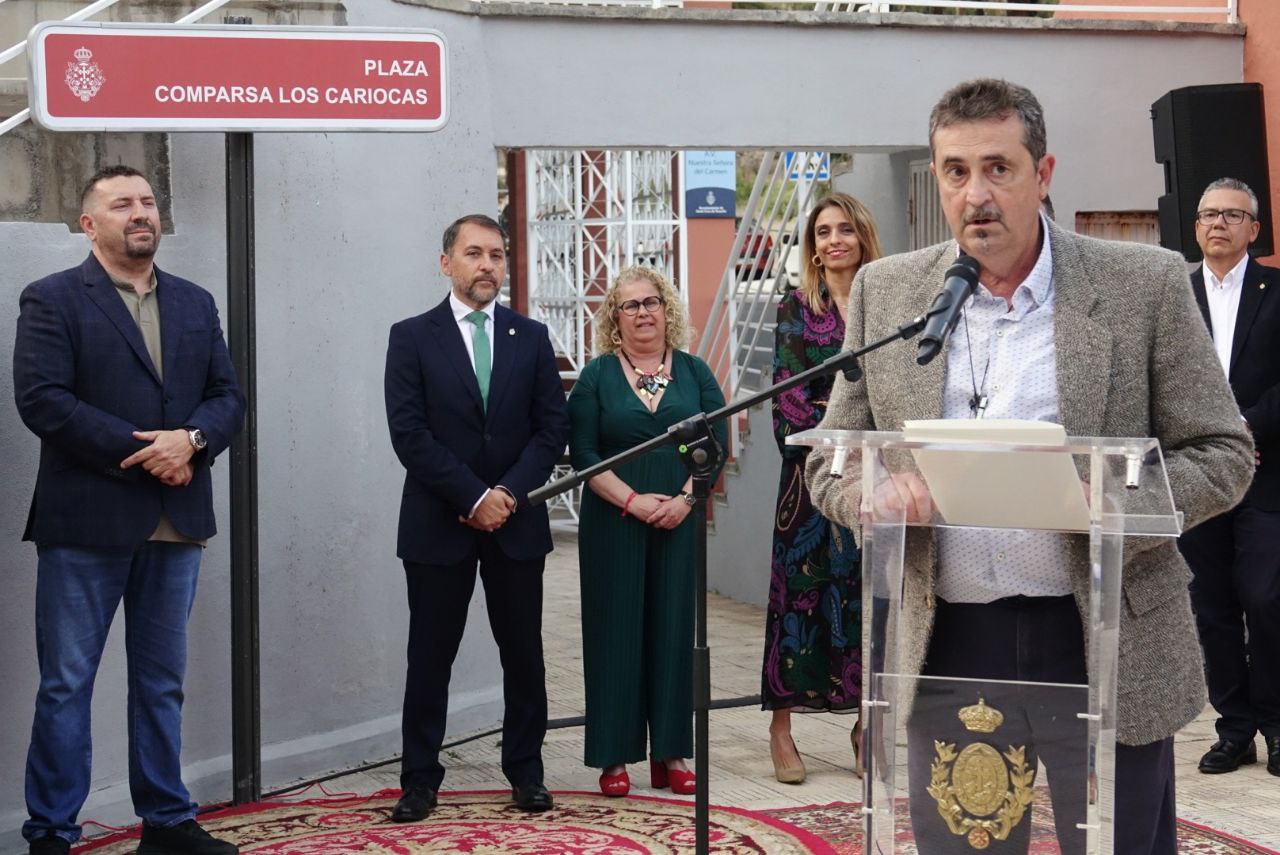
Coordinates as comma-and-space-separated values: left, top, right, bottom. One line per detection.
528, 312, 932, 855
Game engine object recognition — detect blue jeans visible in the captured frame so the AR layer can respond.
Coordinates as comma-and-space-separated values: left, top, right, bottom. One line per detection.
23, 542, 203, 844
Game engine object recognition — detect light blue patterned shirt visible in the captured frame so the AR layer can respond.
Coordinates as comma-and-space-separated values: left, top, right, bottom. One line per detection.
936, 215, 1072, 603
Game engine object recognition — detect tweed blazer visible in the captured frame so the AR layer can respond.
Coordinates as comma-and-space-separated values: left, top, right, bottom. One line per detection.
804, 219, 1253, 746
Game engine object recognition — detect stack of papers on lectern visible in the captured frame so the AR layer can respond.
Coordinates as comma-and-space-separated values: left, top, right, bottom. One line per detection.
902, 419, 1091, 532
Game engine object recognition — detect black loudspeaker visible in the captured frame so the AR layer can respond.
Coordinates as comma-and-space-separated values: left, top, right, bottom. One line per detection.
1151, 82, 1272, 261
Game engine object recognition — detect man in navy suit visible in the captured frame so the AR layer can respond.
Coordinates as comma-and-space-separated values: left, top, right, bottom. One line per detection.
1180, 177, 1280, 779
13, 165, 244, 855
384, 214, 570, 820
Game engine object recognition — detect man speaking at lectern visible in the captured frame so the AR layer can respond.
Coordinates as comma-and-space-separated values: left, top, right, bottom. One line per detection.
805, 79, 1252, 854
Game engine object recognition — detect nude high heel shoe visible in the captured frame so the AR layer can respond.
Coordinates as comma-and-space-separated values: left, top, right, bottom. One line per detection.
770, 732, 806, 784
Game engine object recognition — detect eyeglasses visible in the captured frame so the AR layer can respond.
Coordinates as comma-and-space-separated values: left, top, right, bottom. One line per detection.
618, 296, 665, 316
1197, 208, 1255, 226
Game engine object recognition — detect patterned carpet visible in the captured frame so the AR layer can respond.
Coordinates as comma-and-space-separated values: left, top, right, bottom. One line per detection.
74, 789, 836, 853
71, 790, 1277, 853
761, 800, 1280, 854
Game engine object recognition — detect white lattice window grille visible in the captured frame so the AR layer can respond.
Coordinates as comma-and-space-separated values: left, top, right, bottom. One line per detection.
524, 149, 686, 378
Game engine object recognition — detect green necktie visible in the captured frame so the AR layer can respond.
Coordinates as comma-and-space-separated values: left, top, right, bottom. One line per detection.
465, 310, 491, 409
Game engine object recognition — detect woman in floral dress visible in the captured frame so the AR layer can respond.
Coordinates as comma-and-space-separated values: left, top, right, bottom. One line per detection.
762, 193, 883, 783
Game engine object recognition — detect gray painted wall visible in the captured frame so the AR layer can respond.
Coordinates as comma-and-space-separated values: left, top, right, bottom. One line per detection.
0, 2, 1244, 848
835, 150, 928, 256
707, 402, 780, 610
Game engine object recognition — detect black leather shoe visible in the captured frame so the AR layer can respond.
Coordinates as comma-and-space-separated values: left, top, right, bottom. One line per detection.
137, 819, 238, 854
28, 833, 70, 855
511, 781, 554, 812
1198, 737, 1258, 773
391, 784, 437, 822
1266, 736, 1280, 777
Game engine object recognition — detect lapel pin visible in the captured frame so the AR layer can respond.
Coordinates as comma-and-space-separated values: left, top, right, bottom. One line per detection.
508, 328, 516, 336
1261, 283, 1267, 290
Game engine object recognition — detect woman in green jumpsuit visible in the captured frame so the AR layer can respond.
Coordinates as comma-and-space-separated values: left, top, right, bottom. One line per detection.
569, 266, 726, 798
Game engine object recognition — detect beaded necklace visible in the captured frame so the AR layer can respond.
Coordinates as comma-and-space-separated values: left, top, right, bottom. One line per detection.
620, 348, 671, 402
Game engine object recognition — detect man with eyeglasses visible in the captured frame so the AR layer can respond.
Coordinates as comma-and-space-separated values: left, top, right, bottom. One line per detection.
1180, 177, 1280, 779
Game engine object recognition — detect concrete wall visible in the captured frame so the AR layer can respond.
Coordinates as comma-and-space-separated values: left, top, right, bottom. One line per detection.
0, 2, 1245, 848
835, 149, 929, 256
472, 8, 1242, 229
707, 402, 780, 610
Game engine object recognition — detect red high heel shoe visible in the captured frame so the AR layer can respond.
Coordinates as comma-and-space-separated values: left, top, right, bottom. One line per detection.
650, 758, 696, 795
599, 766, 630, 797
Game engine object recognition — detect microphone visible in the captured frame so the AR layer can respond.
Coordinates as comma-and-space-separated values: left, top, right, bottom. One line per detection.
915, 254, 982, 366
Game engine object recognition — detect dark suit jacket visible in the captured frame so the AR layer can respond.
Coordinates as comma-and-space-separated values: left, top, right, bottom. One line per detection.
1192, 257, 1280, 510
13, 253, 245, 548
384, 296, 570, 566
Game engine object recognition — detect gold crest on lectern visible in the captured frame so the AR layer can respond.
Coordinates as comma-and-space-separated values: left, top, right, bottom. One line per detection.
926, 697, 1035, 850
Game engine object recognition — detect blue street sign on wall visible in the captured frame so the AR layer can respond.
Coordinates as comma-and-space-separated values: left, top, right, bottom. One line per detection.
685, 150, 736, 219
785, 151, 830, 181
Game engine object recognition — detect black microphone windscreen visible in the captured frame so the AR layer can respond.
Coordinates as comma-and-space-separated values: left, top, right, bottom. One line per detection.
947, 253, 982, 284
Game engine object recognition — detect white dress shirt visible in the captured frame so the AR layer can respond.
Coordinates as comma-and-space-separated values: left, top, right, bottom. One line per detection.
936, 215, 1073, 603
449, 291, 495, 374
1202, 253, 1249, 379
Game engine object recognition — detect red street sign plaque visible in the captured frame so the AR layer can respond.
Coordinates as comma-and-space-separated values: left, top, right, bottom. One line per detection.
27, 23, 448, 132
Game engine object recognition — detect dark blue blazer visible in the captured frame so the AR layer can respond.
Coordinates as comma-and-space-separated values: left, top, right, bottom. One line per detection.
13, 253, 245, 548
1192, 257, 1280, 510
384, 297, 570, 566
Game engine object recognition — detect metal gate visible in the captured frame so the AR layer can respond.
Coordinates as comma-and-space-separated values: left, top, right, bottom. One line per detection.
909, 158, 950, 250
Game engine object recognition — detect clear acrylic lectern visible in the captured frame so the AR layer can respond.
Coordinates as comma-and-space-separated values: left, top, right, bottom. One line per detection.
787, 429, 1183, 855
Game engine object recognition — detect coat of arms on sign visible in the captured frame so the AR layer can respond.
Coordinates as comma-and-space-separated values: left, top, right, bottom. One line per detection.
65, 47, 105, 102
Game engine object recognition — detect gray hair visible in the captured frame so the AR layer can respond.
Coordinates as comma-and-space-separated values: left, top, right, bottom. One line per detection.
929, 78, 1048, 164
1199, 177, 1259, 218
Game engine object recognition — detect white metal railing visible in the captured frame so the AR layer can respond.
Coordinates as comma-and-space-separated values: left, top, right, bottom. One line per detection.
0, 0, 236, 138
546, 459, 584, 529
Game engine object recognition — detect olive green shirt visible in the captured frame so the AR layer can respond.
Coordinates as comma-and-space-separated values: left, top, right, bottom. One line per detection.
111, 273, 202, 545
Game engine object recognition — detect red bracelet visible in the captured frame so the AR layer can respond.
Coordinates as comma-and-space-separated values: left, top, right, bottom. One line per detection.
621, 491, 638, 517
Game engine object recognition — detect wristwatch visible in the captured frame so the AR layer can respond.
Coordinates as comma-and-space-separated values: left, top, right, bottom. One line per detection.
679, 491, 696, 506
186, 428, 207, 451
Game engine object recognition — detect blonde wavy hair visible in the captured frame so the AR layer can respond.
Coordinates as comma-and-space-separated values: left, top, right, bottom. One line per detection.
593, 266, 691, 355
800, 193, 883, 315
